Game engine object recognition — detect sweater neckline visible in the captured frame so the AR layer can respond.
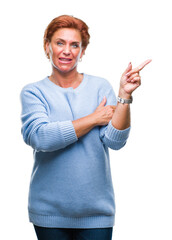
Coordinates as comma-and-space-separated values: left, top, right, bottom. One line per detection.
45, 73, 87, 92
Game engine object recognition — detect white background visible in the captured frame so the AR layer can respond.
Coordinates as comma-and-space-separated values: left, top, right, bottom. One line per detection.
0, 0, 171, 239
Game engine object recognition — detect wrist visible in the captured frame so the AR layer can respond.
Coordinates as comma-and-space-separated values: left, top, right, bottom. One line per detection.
88, 113, 99, 127
118, 89, 132, 99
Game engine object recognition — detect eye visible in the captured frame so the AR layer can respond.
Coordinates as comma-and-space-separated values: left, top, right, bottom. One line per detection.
72, 43, 79, 48
57, 42, 63, 46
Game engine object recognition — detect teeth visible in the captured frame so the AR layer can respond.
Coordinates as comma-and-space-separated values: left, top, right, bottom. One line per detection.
60, 58, 71, 61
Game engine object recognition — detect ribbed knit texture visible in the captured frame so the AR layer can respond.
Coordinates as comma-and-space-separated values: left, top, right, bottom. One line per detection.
20, 73, 130, 228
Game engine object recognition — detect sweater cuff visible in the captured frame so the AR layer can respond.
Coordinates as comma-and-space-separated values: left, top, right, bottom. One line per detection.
105, 120, 131, 141
59, 120, 78, 146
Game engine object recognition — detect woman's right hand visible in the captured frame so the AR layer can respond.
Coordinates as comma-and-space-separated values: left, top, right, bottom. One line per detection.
92, 96, 116, 126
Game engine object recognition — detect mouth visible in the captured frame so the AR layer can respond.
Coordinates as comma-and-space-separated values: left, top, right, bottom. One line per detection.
59, 58, 72, 63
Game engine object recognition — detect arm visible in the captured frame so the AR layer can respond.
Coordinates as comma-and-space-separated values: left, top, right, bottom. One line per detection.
72, 97, 115, 138
20, 87, 78, 152
98, 86, 131, 150
20, 86, 115, 151
99, 59, 152, 150
111, 59, 152, 130
111, 101, 130, 130
72, 114, 96, 139
110, 63, 133, 130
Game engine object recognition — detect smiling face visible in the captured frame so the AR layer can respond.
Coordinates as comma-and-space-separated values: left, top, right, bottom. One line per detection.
46, 28, 85, 74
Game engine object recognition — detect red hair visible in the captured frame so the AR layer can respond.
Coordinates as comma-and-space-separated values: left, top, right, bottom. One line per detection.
43, 15, 90, 59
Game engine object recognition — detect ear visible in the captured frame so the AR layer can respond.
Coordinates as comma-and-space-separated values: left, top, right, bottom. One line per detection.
45, 42, 50, 55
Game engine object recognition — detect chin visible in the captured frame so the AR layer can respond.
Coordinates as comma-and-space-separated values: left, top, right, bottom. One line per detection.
55, 64, 78, 74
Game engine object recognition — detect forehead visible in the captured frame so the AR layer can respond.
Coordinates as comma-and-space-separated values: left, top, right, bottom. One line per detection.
52, 28, 82, 42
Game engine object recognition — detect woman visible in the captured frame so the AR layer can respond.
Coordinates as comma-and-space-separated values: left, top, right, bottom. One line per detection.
20, 15, 151, 240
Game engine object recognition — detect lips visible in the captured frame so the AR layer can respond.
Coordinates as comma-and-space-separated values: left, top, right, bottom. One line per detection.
59, 58, 72, 62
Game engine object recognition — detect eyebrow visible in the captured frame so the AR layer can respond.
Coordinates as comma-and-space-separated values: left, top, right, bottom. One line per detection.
55, 38, 80, 44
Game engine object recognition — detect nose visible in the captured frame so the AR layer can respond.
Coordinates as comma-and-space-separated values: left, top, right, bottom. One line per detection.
63, 45, 71, 56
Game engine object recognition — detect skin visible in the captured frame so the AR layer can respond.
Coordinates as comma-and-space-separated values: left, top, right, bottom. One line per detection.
111, 59, 152, 130
46, 27, 152, 137
46, 28, 85, 89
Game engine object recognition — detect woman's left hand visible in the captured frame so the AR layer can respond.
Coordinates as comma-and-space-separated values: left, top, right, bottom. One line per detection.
119, 59, 152, 98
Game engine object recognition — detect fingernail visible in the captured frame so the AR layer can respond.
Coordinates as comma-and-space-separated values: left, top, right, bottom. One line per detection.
125, 72, 130, 76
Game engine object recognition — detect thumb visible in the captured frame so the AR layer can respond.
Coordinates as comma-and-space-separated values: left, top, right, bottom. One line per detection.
99, 96, 106, 106
123, 62, 132, 76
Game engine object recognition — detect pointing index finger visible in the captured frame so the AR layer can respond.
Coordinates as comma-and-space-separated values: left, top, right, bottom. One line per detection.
126, 59, 152, 76
138, 59, 152, 71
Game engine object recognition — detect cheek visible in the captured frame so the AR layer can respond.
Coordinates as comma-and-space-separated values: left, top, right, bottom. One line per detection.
74, 49, 82, 60
53, 49, 61, 56
50, 45, 62, 56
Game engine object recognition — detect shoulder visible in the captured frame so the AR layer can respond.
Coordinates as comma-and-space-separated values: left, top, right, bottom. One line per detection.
85, 74, 112, 87
20, 77, 48, 104
20, 77, 47, 95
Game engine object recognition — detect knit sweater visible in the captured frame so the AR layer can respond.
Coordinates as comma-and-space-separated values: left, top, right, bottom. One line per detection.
20, 73, 130, 228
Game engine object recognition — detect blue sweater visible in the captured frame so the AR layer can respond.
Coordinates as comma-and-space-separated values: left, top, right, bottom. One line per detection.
20, 73, 130, 228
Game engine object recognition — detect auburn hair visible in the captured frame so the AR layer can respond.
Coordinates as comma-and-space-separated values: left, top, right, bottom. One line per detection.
43, 15, 90, 59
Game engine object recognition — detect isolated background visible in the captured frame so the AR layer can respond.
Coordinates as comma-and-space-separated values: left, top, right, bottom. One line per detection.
0, 0, 171, 239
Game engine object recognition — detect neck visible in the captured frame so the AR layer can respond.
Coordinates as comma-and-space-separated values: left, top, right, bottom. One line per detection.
49, 67, 82, 88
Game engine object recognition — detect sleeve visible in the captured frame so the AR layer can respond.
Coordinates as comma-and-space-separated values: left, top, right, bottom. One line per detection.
20, 87, 78, 152
99, 80, 131, 150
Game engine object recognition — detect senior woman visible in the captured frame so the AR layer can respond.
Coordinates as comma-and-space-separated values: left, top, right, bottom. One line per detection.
20, 15, 151, 240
